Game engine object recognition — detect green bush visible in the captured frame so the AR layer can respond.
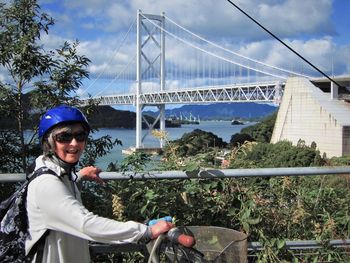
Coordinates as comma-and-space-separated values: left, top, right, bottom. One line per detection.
228, 140, 325, 168
164, 129, 227, 158
240, 112, 277, 143
229, 133, 254, 147
100, 136, 349, 262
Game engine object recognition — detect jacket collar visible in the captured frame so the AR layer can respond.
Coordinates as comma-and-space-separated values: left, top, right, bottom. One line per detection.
35, 155, 77, 181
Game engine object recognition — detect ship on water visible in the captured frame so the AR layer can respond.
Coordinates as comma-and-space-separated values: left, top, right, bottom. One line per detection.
231, 119, 245, 125
167, 112, 200, 126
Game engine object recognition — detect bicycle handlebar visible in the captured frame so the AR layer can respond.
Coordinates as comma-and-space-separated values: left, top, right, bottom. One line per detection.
167, 227, 196, 248
147, 227, 197, 263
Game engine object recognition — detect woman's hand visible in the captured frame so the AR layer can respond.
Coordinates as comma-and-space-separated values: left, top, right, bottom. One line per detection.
79, 166, 105, 185
150, 220, 174, 239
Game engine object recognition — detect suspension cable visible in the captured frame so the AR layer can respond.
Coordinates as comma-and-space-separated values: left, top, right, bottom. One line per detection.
93, 54, 137, 97
164, 15, 311, 78
82, 18, 137, 95
140, 12, 287, 80
226, 0, 344, 88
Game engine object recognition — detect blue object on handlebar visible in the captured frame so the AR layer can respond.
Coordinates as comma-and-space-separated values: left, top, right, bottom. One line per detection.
148, 216, 173, 226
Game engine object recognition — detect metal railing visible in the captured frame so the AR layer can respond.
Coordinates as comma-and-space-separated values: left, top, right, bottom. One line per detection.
1, 166, 350, 259
248, 239, 350, 252
2, 166, 350, 182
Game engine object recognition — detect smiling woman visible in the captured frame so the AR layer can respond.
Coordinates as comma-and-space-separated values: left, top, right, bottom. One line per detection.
24, 105, 173, 263
38, 106, 91, 162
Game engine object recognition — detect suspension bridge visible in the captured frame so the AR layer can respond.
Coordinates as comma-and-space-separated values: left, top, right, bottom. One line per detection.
81, 10, 350, 156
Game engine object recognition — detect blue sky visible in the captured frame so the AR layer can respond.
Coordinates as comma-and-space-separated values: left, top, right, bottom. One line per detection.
332, 0, 350, 45
1, 0, 350, 101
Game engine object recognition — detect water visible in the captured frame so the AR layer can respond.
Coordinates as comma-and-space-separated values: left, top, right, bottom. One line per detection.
93, 121, 255, 169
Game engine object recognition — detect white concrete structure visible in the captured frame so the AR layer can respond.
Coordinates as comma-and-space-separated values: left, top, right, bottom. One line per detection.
271, 77, 350, 157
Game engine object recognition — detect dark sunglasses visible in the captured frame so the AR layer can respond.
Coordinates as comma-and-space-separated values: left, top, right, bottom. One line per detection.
54, 131, 88, 143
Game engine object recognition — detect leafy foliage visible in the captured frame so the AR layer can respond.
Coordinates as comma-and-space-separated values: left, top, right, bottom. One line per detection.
0, 131, 24, 173
227, 140, 325, 168
163, 129, 227, 158
0, 0, 56, 170
229, 133, 254, 147
239, 112, 277, 143
80, 135, 122, 167
92, 128, 349, 262
0, 0, 88, 171
0, 0, 120, 204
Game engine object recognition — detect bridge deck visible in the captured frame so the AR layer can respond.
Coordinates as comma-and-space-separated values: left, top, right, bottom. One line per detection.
82, 81, 284, 106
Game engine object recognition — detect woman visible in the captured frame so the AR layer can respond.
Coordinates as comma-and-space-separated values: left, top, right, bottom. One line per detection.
25, 105, 172, 262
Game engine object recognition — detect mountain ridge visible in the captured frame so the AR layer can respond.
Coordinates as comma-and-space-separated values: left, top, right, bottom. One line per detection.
143, 102, 278, 121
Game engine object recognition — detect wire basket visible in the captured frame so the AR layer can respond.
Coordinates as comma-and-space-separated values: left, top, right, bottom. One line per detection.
162, 226, 247, 263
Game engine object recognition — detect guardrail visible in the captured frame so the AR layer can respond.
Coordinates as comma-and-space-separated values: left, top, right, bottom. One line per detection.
2, 166, 350, 182
1, 166, 350, 260
88, 239, 350, 259
248, 239, 350, 252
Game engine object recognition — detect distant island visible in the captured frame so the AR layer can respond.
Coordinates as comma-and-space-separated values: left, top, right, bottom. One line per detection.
79, 103, 277, 129
231, 120, 245, 125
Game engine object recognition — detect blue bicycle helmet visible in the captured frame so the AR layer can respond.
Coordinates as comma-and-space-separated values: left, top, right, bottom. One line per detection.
39, 105, 90, 139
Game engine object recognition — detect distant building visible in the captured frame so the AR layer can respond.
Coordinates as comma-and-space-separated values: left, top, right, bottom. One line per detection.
271, 77, 350, 157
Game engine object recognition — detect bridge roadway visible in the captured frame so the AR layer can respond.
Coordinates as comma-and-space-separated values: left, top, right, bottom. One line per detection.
82, 81, 284, 106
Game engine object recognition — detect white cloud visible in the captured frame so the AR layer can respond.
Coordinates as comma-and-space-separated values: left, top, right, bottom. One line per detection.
35, 0, 349, 96
44, 0, 335, 40
236, 37, 342, 76
40, 33, 66, 50
79, 34, 349, 95
104, 3, 135, 32
129, 0, 334, 40
257, 0, 334, 37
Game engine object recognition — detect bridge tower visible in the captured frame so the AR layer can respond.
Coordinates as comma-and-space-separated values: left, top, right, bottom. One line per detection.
136, 10, 166, 149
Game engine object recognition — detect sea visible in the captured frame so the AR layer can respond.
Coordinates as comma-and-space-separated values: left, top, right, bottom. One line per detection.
92, 121, 255, 169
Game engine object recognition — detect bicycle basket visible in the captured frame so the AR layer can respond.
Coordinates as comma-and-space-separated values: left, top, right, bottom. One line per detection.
163, 226, 247, 263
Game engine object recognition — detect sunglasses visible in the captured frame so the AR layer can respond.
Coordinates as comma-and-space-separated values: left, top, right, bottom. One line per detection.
54, 131, 88, 143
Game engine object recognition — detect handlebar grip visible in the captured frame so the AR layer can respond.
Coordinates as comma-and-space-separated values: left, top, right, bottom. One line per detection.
167, 227, 195, 248
177, 234, 195, 248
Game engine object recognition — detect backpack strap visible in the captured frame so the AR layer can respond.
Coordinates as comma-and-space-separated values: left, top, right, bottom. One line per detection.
27, 166, 58, 182
26, 167, 58, 263
26, 230, 49, 263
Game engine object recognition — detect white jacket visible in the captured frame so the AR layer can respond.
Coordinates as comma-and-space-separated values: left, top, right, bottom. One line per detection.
25, 155, 148, 263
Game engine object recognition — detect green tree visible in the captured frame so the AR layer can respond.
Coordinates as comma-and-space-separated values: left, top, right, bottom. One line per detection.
0, 0, 56, 170
0, 0, 103, 171
229, 133, 254, 147
228, 140, 324, 168
0, 0, 119, 199
240, 112, 277, 143
164, 129, 227, 158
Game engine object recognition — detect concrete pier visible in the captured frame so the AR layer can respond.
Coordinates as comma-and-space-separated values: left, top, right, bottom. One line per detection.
271, 77, 350, 157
